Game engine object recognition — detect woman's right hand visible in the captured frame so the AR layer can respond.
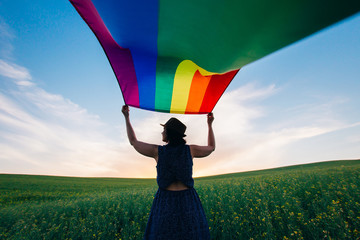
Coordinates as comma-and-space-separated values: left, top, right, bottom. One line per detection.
122, 105, 129, 118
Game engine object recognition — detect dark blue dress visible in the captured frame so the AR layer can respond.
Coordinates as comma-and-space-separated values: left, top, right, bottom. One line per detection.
144, 144, 210, 240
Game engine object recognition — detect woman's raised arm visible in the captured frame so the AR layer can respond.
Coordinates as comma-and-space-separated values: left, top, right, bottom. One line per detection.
190, 113, 216, 158
122, 105, 158, 160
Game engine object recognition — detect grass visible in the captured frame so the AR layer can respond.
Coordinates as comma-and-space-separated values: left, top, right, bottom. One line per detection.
1, 159, 359, 239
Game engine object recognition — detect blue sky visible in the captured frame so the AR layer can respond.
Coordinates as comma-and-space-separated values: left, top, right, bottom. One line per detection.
0, 1, 359, 177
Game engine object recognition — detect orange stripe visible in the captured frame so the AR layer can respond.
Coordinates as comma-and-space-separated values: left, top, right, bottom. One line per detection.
185, 70, 212, 114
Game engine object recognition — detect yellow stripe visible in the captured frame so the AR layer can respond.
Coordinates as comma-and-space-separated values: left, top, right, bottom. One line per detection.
170, 60, 213, 113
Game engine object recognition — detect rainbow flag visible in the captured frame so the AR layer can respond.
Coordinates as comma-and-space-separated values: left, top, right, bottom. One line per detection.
70, 0, 360, 114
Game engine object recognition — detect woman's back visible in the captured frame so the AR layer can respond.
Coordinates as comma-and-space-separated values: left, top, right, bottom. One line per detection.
156, 144, 194, 190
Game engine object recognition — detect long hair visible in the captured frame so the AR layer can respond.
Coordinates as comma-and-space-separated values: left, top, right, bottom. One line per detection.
166, 128, 186, 146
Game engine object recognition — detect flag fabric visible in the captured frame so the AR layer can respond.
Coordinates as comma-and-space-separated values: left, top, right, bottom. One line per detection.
70, 0, 360, 114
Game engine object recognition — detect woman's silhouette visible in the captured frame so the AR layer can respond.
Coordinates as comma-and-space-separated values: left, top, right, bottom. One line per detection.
122, 105, 215, 239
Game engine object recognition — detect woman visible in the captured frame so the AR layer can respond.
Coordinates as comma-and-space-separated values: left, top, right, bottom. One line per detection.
122, 105, 215, 240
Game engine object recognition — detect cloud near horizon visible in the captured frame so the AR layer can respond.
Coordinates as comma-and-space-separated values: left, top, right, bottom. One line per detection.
1, 58, 358, 178
186, 79, 359, 176
0, 58, 356, 178
0, 59, 147, 177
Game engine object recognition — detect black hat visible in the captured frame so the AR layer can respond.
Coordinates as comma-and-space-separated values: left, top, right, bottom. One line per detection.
160, 118, 186, 137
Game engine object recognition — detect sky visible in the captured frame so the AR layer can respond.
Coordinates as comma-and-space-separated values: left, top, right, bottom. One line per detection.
0, 1, 359, 178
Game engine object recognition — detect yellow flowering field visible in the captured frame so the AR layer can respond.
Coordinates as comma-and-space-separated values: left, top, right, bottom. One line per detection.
1, 160, 359, 239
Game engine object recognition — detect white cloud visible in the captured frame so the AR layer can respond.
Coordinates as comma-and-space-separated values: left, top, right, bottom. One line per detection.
1, 67, 358, 178
0, 59, 33, 85
187, 84, 358, 177
0, 62, 155, 177
0, 50, 357, 178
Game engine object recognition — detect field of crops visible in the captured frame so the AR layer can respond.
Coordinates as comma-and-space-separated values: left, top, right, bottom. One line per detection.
1, 160, 359, 239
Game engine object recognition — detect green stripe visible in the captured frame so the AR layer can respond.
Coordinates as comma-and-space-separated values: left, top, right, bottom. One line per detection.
154, 57, 181, 112
157, 0, 360, 73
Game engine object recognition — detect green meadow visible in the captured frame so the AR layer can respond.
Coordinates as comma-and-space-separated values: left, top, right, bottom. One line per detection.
1, 160, 359, 239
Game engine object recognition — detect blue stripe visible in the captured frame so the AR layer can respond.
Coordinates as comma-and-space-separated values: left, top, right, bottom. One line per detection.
92, 0, 158, 110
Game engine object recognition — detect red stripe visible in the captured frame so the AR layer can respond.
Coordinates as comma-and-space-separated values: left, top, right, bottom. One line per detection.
198, 69, 239, 113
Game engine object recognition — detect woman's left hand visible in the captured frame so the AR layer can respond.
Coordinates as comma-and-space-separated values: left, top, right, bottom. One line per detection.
207, 112, 214, 125
122, 105, 129, 118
